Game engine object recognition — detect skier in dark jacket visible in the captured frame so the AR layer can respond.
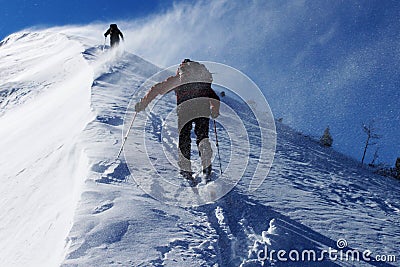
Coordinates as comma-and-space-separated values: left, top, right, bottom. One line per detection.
135, 59, 220, 180
104, 24, 124, 47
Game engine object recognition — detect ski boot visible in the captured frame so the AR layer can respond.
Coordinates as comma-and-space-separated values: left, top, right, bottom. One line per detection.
180, 170, 197, 187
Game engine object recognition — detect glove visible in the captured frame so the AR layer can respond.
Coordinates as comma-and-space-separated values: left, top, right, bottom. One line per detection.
135, 101, 146, 112
211, 108, 219, 119
104, 33, 107, 37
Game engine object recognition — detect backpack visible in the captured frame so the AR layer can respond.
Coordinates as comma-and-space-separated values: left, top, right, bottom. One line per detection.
108, 24, 121, 36
175, 60, 215, 105
178, 60, 213, 84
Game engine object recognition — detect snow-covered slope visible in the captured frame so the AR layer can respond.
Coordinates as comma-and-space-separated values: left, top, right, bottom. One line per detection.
0, 31, 93, 266
1, 28, 399, 267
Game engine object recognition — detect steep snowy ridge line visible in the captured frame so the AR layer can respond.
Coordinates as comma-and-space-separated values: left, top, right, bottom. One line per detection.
62, 45, 223, 266
0, 31, 94, 266
2, 28, 399, 266
62, 42, 399, 266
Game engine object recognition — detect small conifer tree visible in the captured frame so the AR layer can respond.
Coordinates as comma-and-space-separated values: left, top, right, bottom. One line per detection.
320, 127, 333, 147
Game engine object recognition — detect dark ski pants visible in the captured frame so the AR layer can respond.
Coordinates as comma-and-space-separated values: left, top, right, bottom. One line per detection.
178, 117, 212, 172
110, 38, 120, 47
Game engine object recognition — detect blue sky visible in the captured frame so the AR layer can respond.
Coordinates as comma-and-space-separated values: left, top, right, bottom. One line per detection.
1, 0, 399, 166
0, 0, 175, 39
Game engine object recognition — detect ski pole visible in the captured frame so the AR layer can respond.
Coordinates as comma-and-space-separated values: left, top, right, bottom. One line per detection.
116, 111, 138, 160
213, 119, 223, 175
102, 37, 106, 51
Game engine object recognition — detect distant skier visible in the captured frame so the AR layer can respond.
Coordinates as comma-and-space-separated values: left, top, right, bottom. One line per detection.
135, 59, 220, 180
104, 24, 124, 48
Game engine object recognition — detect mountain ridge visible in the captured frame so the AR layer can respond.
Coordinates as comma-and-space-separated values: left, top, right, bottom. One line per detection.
0, 29, 399, 267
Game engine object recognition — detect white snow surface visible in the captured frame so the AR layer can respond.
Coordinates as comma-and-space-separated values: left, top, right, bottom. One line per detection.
0, 28, 399, 267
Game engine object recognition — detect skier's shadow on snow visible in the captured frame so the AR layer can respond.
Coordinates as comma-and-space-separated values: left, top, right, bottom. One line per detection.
199, 189, 395, 267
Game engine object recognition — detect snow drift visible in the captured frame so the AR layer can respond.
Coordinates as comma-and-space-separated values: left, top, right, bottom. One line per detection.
0, 27, 399, 267
0, 31, 93, 266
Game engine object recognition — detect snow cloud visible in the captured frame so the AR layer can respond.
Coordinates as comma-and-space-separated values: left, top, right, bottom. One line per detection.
115, 0, 399, 164
121, 0, 305, 67
46, 0, 399, 164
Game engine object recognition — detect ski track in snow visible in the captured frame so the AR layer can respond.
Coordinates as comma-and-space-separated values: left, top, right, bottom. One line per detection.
1, 29, 399, 267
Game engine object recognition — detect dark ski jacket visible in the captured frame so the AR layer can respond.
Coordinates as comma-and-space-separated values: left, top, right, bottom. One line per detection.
140, 61, 220, 118
104, 24, 124, 47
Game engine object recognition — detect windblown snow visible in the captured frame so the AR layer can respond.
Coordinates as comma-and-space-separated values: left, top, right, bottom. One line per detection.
0, 27, 399, 267
0, 31, 93, 267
